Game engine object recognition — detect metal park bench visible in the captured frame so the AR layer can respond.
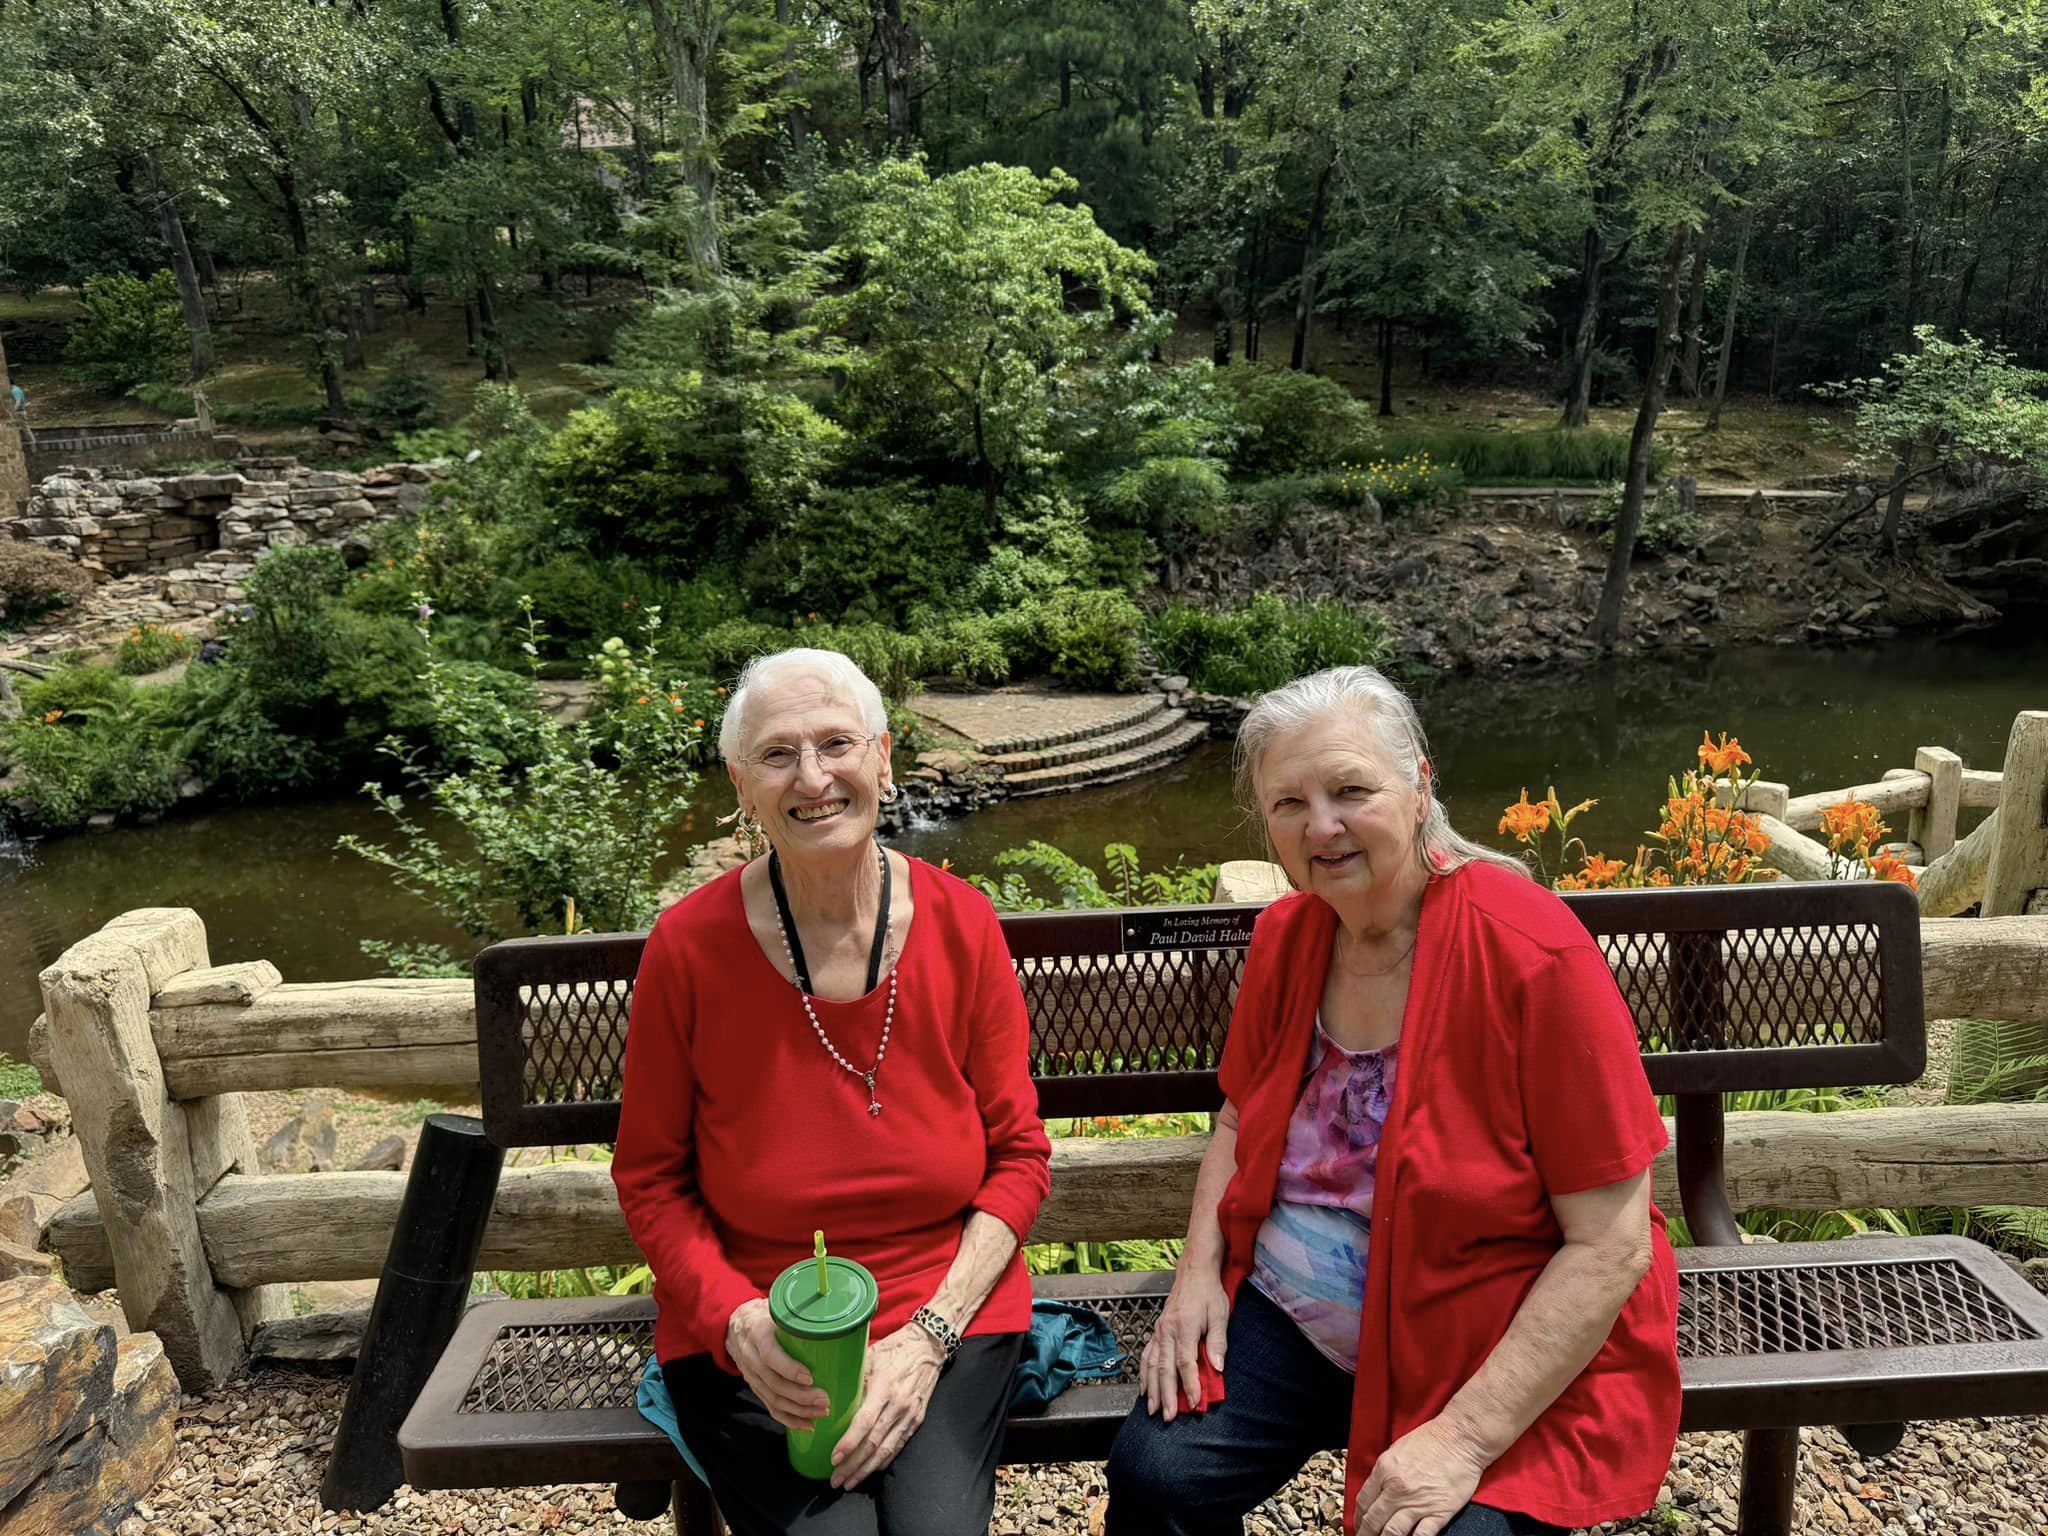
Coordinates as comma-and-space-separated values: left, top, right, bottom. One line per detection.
398, 882, 2048, 1536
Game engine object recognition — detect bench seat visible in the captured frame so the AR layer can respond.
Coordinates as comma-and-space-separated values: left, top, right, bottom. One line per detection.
401, 1238, 2048, 1495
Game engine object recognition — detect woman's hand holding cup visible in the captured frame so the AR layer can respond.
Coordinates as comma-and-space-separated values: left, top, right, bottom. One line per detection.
1142, 1264, 1231, 1422
728, 1298, 831, 1430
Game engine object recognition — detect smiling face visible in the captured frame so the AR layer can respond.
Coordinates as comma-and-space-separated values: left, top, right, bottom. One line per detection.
1252, 707, 1429, 913
726, 670, 892, 861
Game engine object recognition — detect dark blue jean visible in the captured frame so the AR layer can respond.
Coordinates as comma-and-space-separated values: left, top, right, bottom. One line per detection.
1105, 1285, 1568, 1536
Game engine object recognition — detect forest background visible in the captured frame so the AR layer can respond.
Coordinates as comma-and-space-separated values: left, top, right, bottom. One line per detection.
3, 0, 2047, 841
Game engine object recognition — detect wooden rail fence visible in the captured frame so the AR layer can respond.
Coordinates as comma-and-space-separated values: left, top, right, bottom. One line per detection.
31, 901, 2048, 1391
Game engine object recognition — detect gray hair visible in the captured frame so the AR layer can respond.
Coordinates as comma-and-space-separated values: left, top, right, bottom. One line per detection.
1232, 665, 1530, 880
719, 647, 890, 765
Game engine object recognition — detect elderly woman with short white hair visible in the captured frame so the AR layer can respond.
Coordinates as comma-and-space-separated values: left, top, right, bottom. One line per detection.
1106, 665, 1679, 1536
613, 647, 1051, 1536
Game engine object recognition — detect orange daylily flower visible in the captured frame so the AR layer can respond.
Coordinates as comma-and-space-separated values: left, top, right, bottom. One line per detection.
1698, 731, 1753, 776
1499, 790, 1551, 840
1868, 851, 1919, 889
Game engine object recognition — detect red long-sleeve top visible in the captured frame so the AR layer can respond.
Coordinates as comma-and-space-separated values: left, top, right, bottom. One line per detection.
612, 857, 1051, 1371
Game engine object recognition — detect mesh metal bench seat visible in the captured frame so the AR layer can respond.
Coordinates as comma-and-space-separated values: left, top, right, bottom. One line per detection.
397, 883, 2048, 1536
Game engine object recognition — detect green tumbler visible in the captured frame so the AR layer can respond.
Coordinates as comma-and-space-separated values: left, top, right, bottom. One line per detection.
767, 1233, 879, 1480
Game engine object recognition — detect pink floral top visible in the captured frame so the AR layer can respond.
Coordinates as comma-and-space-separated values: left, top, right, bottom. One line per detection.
1247, 1015, 1398, 1371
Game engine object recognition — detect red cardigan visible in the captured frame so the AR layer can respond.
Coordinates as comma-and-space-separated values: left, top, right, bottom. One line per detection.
612, 858, 1051, 1370
1216, 863, 1681, 1529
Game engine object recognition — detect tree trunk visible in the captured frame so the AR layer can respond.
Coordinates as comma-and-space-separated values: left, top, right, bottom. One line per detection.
1595, 224, 1690, 649
1678, 220, 1710, 396
1290, 161, 1332, 372
1704, 213, 1752, 433
1564, 225, 1605, 427
775, 0, 808, 152
1881, 439, 1914, 557
342, 300, 365, 370
463, 299, 478, 357
475, 282, 510, 380
1377, 318, 1395, 417
646, 0, 724, 276
146, 159, 215, 383
879, 0, 920, 142
276, 168, 346, 418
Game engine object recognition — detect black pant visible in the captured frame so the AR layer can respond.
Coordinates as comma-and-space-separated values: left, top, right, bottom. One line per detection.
663, 1331, 1024, 1536
1105, 1286, 1568, 1536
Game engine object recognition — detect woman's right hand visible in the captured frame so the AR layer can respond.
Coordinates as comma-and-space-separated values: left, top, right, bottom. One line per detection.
727, 1299, 831, 1430
1141, 1262, 1231, 1422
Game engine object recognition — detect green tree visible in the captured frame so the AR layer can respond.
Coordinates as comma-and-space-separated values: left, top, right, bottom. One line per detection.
819, 159, 1155, 522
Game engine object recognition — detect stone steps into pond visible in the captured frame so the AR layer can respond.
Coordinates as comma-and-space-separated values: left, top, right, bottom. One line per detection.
909, 686, 1209, 800
1001, 717, 1211, 798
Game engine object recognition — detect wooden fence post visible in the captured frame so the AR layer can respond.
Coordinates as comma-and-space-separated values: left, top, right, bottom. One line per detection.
37, 909, 286, 1390
1909, 746, 1964, 864
1984, 712, 2048, 918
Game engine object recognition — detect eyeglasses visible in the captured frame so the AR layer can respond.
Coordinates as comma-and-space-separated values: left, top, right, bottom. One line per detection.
744, 732, 877, 776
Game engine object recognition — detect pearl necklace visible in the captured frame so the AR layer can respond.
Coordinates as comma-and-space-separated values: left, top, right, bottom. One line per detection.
772, 842, 895, 1117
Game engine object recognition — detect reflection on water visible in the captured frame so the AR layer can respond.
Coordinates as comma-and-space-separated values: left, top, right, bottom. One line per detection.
4, 617, 2043, 1063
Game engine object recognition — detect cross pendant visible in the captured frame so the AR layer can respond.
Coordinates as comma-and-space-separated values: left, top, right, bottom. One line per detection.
865, 1072, 882, 1117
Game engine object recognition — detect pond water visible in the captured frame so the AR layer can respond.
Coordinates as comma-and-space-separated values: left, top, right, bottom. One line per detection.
4, 616, 2044, 1064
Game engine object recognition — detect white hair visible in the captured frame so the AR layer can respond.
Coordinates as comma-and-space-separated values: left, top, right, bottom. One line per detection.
719, 647, 890, 765
1233, 665, 1531, 880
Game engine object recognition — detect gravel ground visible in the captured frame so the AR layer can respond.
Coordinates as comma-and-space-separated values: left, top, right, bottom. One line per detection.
107, 1364, 2048, 1536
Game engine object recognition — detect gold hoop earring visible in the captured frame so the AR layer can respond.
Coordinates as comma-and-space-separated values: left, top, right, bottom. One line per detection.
719, 805, 770, 859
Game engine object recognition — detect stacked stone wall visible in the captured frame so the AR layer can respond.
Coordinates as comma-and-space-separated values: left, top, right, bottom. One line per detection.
24, 425, 244, 479
3, 458, 438, 600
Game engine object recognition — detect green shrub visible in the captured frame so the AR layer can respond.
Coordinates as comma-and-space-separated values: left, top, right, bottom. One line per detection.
367, 343, 444, 431
145, 663, 329, 800
1001, 588, 1143, 689
966, 495, 1105, 610
65, 269, 185, 391
116, 622, 197, 675
1147, 595, 1389, 697
1095, 455, 1228, 559
1377, 426, 1666, 484
1, 680, 178, 829
700, 617, 790, 680
743, 482, 984, 624
392, 427, 471, 461
0, 1053, 41, 1099
970, 841, 1220, 912
1333, 452, 1466, 515
1211, 363, 1380, 478
0, 541, 96, 624
1587, 480, 1704, 557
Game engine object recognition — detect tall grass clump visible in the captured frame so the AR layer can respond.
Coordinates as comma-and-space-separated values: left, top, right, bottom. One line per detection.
1377, 427, 1668, 485
1146, 594, 1388, 698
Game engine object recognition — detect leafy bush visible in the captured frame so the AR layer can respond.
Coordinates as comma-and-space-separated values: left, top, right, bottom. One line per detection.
1096, 455, 1228, 558
392, 427, 472, 462
1377, 426, 1666, 484
534, 383, 842, 568
1, 670, 178, 828
65, 269, 186, 391
0, 1053, 41, 1100
1587, 480, 1704, 556
969, 841, 1219, 912
116, 622, 197, 675
1210, 363, 1380, 478
343, 609, 705, 947
700, 617, 789, 680
1147, 595, 1389, 697
367, 343, 444, 432
965, 495, 1106, 611
0, 540, 96, 624
743, 482, 985, 624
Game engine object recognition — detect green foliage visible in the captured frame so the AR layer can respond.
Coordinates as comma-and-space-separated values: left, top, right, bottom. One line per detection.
1377, 427, 1662, 485
1946, 1020, 2048, 1106
969, 841, 1219, 913
1004, 587, 1144, 688
1209, 364, 1381, 478
1333, 453, 1466, 516
0, 541, 96, 624
819, 158, 1155, 505
1588, 480, 1703, 557
64, 269, 185, 391
391, 427, 472, 462
1815, 327, 2048, 486
534, 384, 843, 568
366, 343, 445, 432
342, 607, 703, 950
0, 1053, 42, 1100
743, 483, 985, 624
0, 667, 179, 829
1097, 455, 1228, 558
1147, 595, 1390, 697
115, 622, 197, 675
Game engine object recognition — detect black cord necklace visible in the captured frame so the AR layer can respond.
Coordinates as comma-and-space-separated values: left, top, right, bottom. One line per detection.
767, 843, 892, 995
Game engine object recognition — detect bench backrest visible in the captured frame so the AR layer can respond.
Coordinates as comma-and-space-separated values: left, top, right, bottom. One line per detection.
473, 880, 1923, 1151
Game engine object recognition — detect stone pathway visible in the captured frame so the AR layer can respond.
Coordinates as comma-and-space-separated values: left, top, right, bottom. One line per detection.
911, 686, 1209, 800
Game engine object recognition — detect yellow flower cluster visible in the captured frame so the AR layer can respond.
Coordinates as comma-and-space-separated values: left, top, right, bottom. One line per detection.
1336, 451, 1444, 502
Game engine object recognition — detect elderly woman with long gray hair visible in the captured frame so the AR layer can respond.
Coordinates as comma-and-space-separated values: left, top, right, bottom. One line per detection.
612, 647, 1051, 1536
1107, 665, 1680, 1536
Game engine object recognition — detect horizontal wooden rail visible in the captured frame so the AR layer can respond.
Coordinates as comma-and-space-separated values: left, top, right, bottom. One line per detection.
45, 1105, 2048, 1293
1779, 769, 2000, 833
34, 917, 2039, 1102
